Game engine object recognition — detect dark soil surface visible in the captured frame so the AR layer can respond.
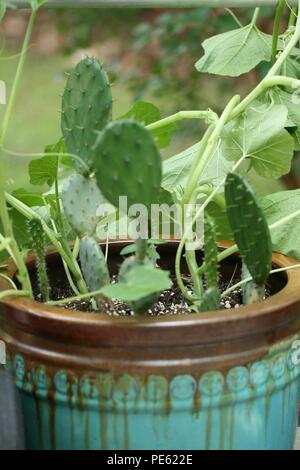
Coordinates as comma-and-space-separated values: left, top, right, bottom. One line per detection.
29, 244, 280, 317
34, 271, 271, 317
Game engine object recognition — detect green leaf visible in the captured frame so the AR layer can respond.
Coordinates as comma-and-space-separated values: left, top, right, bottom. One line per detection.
162, 143, 197, 193
29, 147, 59, 187
100, 266, 172, 301
29, 138, 68, 187
195, 25, 272, 77
8, 209, 30, 248
285, 57, 300, 79
291, 128, 300, 151
122, 100, 160, 124
260, 189, 300, 260
221, 104, 294, 179
162, 141, 231, 193
151, 123, 176, 149
11, 188, 45, 207
120, 239, 166, 256
260, 88, 300, 127
121, 100, 176, 148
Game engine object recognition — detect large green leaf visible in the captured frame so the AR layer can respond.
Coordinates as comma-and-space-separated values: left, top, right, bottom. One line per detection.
285, 57, 300, 79
28, 139, 68, 187
121, 100, 176, 148
221, 104, 294, 179
8, 209, 30, 248
261, 189, 300, 260
195, 25, 272, 77
260, 88, 300, 127
122, 100, 160, 125
100, 266, 172, 301
11, 188, 45, 207
29, 146, 58, 187
162, 141, 231, 193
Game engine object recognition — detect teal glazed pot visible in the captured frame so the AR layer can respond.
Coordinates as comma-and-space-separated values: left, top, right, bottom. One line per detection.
1, 241, 300, 450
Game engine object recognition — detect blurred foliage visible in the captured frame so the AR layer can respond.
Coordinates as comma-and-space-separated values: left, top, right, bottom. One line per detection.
50, 8, 142, 53
48, 7, 277, 107
128, 7, 276, 104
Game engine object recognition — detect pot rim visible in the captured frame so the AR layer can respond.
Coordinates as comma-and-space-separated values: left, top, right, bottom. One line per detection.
1, 240, 300, 349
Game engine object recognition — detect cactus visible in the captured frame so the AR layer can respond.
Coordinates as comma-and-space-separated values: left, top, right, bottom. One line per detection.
199, 287, 221, 312
118, 255, 158, 314
204, 214, 218, 289
225, 173, 272, 303
79, 236, 110, 295
241, 262, 265, 305
93, 120, 162, 210
27, 218, 50, 302
61, 57, 112, 174
61, 174, 103, 236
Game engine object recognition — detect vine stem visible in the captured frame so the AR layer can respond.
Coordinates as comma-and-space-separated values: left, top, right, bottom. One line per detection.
229, 75, 300, 120
176, 2, 300, 301
251, 7, 261, 27
5, 192, 89, 296
229, 0, 300, 120
135, 237, 147, 262
175, 154, 246, 300
198, 208, 300, 276
183, 95, 241, 204
271, 0, 286, 63
0, 9, 37, 295
3, 148, 90, 174
46, 289, 106, 306
146, 110, 218, 131
0, 290, 31, 301
221, 263, 300, 299
288, 6, 297, 27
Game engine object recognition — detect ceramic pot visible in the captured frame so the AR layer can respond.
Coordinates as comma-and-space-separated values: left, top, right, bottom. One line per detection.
0, 241, 300, 450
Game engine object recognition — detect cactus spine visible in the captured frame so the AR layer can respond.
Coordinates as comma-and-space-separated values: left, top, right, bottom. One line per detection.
61, 57, 112, 174
225, 173, 272, 304
27, 218, 50, 302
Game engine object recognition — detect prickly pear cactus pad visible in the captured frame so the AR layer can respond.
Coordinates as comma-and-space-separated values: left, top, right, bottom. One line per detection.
61, 57, 112, 173
61, 174, 103, 236
225, 172, 272, 286
93, 120, 162, 210
79, 236, 110, 293
199, 287, 221, 312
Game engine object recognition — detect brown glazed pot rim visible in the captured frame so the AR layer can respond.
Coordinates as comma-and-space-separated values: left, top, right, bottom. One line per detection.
0, 240, 300, 350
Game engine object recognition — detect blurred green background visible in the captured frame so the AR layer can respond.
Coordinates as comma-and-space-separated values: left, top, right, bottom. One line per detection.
0, 6, 295, 192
